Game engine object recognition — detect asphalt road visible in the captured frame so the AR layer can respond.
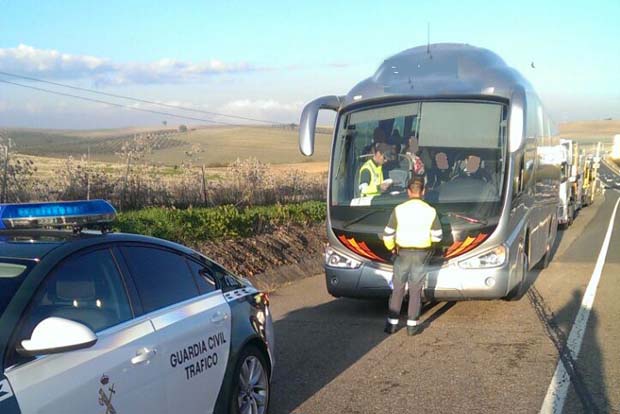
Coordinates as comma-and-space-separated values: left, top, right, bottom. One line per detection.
268, 163, 620, 414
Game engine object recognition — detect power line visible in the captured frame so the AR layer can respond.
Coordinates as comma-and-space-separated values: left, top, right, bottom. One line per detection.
0, 78, 241, 125
0, 70, 285, 125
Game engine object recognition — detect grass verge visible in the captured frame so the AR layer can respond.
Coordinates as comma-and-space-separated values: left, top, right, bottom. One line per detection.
114, 201, 326, 245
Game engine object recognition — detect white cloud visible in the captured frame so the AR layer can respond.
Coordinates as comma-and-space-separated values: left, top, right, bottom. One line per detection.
219, 99, 304, 123
0, 44, 260, 85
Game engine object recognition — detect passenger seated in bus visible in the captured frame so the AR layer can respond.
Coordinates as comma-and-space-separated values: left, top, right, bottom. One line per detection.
401, 133, 425, 175
426, 151, 452, 189
453, 153, 492, 182
358, 143, 392, 196
362, 127, 388, 155
383, 131, 403, 177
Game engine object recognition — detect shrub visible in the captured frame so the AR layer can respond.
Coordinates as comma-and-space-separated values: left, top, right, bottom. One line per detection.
113, 201, 326, 245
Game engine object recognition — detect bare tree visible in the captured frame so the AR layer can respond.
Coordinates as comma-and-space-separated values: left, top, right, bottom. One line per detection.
0, 130, 37, 203
115, 134, 154, 210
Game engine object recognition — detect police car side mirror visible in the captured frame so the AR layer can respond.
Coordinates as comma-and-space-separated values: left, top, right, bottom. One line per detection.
18, 317, 97, 357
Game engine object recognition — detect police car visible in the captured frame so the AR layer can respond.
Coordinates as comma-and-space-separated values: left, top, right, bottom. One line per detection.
0, 200, 274, 414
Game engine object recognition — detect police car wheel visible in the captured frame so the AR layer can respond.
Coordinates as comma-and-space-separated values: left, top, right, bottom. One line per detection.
231, 345, 270, 414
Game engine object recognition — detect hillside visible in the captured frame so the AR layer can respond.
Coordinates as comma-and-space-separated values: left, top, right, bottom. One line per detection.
559, 120, 620, 142
4, 125, 332, 166
5, 120, 617, 167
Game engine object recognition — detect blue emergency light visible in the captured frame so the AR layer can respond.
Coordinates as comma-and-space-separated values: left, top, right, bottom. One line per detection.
0, 200, 116, 230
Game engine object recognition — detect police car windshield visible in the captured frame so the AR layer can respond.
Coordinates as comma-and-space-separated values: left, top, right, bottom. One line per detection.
330, 100, 507, 215
0, 261, 30, 319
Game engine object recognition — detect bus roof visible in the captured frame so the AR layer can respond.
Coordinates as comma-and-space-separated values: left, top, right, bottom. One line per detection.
342, 43, 533, 108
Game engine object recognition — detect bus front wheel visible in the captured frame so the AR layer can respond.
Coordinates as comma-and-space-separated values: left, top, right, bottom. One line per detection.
505, 249, 529, 301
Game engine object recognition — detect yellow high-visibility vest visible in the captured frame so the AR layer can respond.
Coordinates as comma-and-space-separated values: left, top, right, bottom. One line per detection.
384, 199, 440, 249
358, 159, 384, 196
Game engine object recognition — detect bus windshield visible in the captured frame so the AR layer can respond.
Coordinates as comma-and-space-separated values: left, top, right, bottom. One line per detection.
331, 100, 507, 221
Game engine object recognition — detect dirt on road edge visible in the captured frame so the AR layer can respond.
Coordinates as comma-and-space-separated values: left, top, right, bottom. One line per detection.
194, 223, 327, 292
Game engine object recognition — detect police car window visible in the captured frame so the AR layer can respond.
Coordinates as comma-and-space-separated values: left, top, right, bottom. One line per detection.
186, 259, 218, 294
0, 261, 31, 321
120, 246, 200, 313
207, 260, 243, 290
20, 249, 133, 336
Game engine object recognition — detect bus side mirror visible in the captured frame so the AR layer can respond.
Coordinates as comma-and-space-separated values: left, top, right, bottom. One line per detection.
299, 95, 341, 156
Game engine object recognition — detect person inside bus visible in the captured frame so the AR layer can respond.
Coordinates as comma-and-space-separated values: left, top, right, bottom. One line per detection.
426, 151, 452, 189
358, 142, 392, 196
362, 127, 388, 155
401, 133, 427, 176
453, 153, 492, 182
383, 130, 403, 177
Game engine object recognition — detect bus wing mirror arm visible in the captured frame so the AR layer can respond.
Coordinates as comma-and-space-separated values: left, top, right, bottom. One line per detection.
299, 95, 341, 156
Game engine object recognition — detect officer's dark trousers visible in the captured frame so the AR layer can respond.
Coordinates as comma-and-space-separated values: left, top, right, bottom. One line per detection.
388, 249, 432, 321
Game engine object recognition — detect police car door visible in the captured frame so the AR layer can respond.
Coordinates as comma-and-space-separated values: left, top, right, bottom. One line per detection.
4, 248, 167, 414
119, 246, 231, 413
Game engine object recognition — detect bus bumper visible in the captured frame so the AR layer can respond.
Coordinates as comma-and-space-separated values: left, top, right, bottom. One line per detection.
324, 261, 511, 301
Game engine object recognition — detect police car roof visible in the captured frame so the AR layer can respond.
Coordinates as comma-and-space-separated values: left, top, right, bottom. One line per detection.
0, 229, 197, 261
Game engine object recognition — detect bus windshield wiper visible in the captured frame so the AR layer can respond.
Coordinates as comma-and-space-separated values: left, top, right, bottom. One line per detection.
343, 209, 386, 229
445, 212, 488, 225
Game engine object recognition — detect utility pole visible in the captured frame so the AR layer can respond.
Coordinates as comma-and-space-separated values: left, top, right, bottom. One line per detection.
1, 138, 11, 204
201, 164, 208, 206
86, 145, 91, 200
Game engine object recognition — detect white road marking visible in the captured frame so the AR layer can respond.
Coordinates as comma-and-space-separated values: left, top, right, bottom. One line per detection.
540, 196, 620, 414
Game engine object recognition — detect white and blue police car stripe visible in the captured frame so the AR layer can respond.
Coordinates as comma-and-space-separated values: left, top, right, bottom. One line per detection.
0, 376, 20, 414
223, 286, 258, 303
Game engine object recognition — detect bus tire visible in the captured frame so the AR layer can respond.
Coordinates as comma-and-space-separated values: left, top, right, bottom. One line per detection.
536, 236, 553, 270
505, 248, 529, 301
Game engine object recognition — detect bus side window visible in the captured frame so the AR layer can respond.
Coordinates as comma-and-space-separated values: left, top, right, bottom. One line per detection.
514, 153, 524, 195
523, 142, 536, 189
515, 141, 535, 198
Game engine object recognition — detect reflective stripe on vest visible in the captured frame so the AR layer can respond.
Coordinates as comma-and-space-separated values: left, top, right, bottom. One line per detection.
394, 199, 436, 248
359, 159, 384, 196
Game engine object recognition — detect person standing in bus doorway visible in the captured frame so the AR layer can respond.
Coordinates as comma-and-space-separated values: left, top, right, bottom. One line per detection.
383, 177, 443, 335
358, 143, 392, 196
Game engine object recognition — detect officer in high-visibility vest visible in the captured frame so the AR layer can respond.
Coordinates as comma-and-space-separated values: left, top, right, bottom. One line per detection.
383, 177, 442, 336
358, 143, 392, 196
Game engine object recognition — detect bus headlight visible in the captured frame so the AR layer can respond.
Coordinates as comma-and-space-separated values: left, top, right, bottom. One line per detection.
459, 245, 507, 269
325, 246, 362, 269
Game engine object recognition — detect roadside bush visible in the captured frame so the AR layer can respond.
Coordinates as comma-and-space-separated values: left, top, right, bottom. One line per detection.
2, 132, 326, 208
114, 201, 326, 245
3, 157, 326, 209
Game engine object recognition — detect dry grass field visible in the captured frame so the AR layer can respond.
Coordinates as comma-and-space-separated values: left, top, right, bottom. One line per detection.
5, 125, 332, 167
5, 120, 618, 177
559, 120, 620, 143
4, 119, 617, 208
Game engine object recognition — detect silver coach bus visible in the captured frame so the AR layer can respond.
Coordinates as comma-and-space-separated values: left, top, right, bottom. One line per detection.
299, 44, 561, 301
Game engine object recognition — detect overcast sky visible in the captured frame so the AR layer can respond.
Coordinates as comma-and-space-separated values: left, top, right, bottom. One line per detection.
1, 0, 619, 129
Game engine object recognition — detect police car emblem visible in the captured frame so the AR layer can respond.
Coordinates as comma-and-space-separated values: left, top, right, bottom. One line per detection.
98, 375, 116, 414
0, 379, 14, 403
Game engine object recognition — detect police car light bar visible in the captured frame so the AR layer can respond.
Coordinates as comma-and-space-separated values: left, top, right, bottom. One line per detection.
0, 200, 116, 230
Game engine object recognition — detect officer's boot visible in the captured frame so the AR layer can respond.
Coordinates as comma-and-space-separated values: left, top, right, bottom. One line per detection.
384, 318, 398, 334
407, 320, 422, 336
